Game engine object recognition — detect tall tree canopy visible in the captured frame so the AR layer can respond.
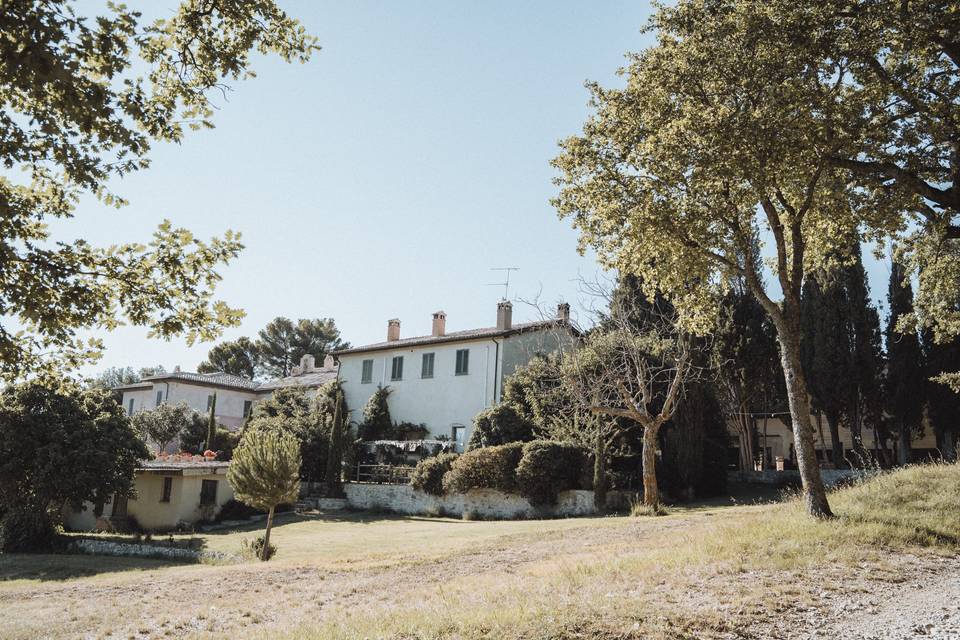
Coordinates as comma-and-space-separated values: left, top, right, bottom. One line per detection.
885, 260, 926, 465
197, 337, 259, 379
256, 317, 349, 378
0, 1, 319, 380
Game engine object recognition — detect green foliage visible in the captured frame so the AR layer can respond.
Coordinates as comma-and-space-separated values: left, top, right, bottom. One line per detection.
924, 329, 960, 460
885, 260, 926, 462
88, 365, 166, 393
501, 355, 570, 430
317, 381, 349, 494
410, 453, 459, 496
441, 443, 524, 494
180, 414, 238, 460
467, 404, 534, 450
0, 2, 319, 380
244, 387, 329, 482
131, 402, 194, 453
240, 535, 277, 562
515, 440, 588, 506
228, 431, 301, 513
198, 338, 259, 379
0, 382, 148, 551
0, 507, 60, 553
660, 383, 729, 500
359, 386, 393, 441
256, 317, 349, 378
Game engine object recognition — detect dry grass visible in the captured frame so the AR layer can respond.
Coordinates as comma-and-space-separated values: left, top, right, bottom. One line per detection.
1, 463, 957, 640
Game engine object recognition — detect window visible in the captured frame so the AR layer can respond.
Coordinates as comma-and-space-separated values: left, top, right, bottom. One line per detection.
452, 425, 466, 452
155, 391, 163, 407
160, 477, 173, 503
200, 479, 218, 506
127, 398, 134, 415
455, 349, 470, 375
391, 356, 404, 381
206, 395, 215, 411
243, 400, 253, 417
361, 359, 374, 384
421, 353, 435, 378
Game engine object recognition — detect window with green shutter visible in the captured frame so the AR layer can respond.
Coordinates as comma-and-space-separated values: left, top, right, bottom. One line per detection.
361, 359, 373, 384
391, 356, 404, 381
455, 349, 469, 375
421, 353, 435, 378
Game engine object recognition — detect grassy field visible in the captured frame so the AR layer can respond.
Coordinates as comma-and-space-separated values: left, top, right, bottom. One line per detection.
1, 463, 958, 639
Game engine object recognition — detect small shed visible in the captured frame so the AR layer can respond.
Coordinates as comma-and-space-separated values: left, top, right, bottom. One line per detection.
65, 459, 234, 532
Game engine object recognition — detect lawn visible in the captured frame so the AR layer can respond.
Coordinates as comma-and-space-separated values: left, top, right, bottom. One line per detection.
1, 463, 958, 639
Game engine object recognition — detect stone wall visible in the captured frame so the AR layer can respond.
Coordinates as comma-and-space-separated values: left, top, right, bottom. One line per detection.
69, 538, 231, 562
728, 469, 866, 487
343, 483, 618, 519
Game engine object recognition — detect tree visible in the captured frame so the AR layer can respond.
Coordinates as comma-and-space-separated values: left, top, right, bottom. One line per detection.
550, 1, 900, 516
256, 317, 349, 378
0, 382, 148, 551
198, 338, 259, 379
467, 404, 536, 450
317, 380, 349, 496
885, 260, 927, 465
660, 381, 729, 501
88, 365, 167, 396
244, 387, 328, 482
180, 412, 238, 460
359, 386, 393, 441
227, 431, 301, 561
0, 2, 319, 381
924, 329, 960, 461
131, 402, 194, 454
206, 393, 217, 451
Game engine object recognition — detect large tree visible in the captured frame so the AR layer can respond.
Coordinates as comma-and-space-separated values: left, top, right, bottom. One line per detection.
924, 329, 960, 461
885, 260, 927, 465
0, 2, 319, 381
197, 337, 259, 379
0, 382, 148, 551
551, 1, 904, 517
244, 387, 329, 483
131, 401, 195, 454
256, 317, 349, 378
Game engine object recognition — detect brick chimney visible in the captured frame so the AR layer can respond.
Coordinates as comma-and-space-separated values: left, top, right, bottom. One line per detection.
496, 300, 513, 330
387, 318, 401, 342
323, 354, 336, 369
300, 354, 315, 373
432, 311, 446, 337
557, 302, 570, 323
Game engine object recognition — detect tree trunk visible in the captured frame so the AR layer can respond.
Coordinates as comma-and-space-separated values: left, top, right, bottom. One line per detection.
593, 431, 607, 510
778, 328, 833, 518
641, 424, 659, 507
943, 429, 957, 462
826, 412, 844, 468
261, 505, 275, 561
897, 420, 911, 466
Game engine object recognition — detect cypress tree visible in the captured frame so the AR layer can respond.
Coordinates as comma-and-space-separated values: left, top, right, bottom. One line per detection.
227, 431, 301, 561
923, 329, 960, 461
884, 260, 926, 465
206, 393, 217, 452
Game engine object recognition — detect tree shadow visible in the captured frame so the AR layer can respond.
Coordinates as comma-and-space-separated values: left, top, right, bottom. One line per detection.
0, 552, 194, 582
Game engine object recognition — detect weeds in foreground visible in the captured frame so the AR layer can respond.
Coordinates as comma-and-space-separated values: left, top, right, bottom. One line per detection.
629, 497, 668, 517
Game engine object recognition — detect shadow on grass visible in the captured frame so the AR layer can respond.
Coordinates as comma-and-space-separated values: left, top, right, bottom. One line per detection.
199, 509, 466, 537
0, 552, 190, 582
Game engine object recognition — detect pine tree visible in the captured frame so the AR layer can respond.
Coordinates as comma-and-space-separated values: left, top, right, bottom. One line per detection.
359, 386, 392, 441
885, 260, 926, 465
227, 431, 301, 561
317, 381, 349, 496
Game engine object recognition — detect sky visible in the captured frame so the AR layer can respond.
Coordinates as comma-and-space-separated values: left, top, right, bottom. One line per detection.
60, 1, 892, 378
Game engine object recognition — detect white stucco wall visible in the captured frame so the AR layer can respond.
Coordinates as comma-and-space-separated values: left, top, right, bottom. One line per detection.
121, 382, 258, 429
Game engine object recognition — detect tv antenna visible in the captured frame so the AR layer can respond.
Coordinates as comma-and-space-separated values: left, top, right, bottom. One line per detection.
488, 267, 519, 301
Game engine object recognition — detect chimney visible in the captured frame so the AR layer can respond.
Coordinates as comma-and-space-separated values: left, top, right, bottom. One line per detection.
387, 318, 401, 342
323, 354, 336, 369
557, 302, 570, 323
174, 365, 181, 373
300, 354, 315, 373
432, 311, 447, 337
496, 300, 513, 330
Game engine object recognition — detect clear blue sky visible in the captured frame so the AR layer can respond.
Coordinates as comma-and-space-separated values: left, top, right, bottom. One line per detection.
61, 1, 891, 378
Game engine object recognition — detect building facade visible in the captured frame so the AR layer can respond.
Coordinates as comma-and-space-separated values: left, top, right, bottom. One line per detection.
332, 301, 574, 450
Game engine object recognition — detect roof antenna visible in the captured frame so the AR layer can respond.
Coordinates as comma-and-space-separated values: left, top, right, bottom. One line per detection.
488, 267, 519, 301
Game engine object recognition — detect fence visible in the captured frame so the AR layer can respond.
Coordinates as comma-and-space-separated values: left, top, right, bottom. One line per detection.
354, 463, 416, 485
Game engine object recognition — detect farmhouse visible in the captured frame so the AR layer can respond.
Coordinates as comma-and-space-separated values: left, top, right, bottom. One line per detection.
332, 301, 575, 451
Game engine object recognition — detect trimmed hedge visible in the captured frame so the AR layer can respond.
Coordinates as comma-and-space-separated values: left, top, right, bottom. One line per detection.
442, 442, 524, 494
516, 440, 588, 506
410, 452, 459, 496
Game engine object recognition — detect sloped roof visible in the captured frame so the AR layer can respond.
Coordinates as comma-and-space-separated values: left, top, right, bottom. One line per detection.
254, 367, 339, 392
331, 319, 571, 356
114, 368, 337, 394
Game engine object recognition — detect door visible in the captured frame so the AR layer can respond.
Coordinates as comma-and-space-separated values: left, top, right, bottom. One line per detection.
112, 493, 128, 518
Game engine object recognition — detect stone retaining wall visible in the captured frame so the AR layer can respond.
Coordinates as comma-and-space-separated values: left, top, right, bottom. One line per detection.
343, 483, 620, 519
70, 538, 231, 562
728, 469, 866, 487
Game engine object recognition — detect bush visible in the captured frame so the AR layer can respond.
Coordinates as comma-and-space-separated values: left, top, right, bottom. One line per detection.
410, 453, 458, 496
467, 403, 534, 450
442, 442, 524, 494
240, 535, 276, 561
516, 440, 588, 506
0, 507, 59, 553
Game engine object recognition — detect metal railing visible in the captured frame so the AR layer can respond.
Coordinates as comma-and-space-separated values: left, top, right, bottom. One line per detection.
354, 463, 416, 485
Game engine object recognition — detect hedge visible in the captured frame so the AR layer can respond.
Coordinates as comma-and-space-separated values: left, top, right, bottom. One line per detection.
410, 452, 459, 496
516, 440, 588, 506
441, 442, 524, 494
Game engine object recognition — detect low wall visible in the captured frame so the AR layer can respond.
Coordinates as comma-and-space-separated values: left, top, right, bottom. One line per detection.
728, 469, 865, 488
70, 538, 232, 562
343, 483, 617, 519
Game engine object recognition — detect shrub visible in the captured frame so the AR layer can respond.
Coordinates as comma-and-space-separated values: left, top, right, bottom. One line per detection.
467, 403, 534, 450
442, 442, 523, 494
0, 507, 59, 553
240, 535, 276, 561
410, 453, 458, 496
515, 440, 588, 506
